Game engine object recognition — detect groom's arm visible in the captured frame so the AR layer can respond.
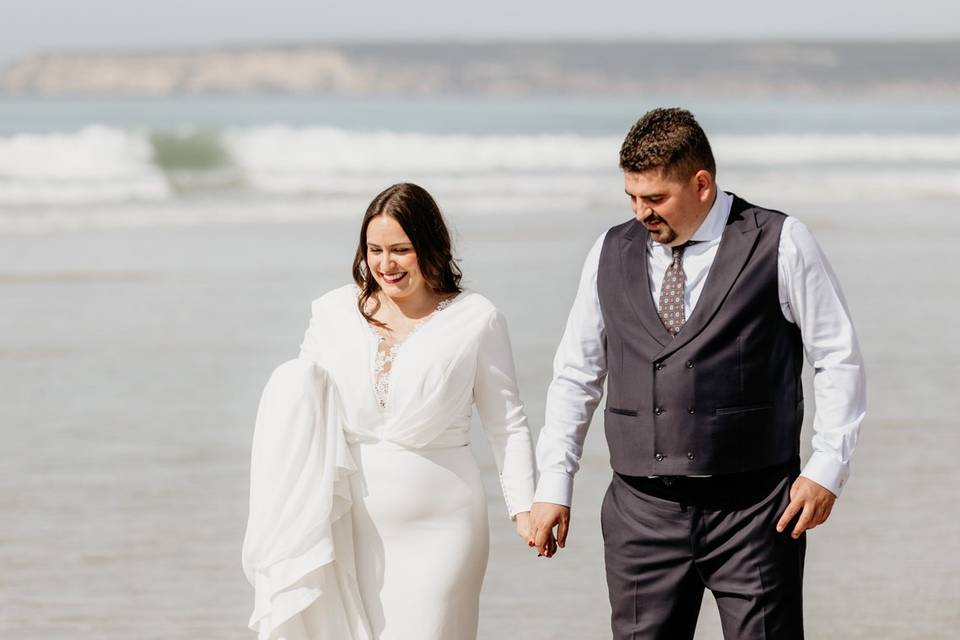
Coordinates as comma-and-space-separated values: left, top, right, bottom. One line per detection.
774, 216, 866, 538
530, 233, 608, 555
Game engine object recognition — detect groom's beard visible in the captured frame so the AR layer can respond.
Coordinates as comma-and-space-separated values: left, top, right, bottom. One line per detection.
641, 212, 678, 245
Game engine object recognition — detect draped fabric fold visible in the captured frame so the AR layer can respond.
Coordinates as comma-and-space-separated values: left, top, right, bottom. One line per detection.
241, 358, 371, 640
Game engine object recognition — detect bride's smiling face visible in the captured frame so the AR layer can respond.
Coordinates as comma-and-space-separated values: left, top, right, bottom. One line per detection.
366, 215, 425, 300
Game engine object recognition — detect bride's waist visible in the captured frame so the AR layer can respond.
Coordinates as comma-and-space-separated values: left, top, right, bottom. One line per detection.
344, 424, 471, 450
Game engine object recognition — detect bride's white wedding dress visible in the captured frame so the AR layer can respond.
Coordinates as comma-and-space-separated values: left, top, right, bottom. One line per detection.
242, 285, 536, 640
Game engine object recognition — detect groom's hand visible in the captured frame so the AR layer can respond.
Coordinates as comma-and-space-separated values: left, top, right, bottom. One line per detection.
529, 501, 570, 557
776, 476, 837, 539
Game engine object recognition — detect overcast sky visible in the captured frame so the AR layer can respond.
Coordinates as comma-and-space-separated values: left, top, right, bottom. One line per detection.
1, 0, 956, 64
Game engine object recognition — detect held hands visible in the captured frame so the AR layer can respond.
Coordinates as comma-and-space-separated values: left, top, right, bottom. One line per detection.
515, 511, 559, 556
526, 502, 570, 558
776, 476, 837, 538
515, 511, 558, 556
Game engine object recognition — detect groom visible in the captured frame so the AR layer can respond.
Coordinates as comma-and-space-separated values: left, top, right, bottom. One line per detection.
529, 108, 865, 639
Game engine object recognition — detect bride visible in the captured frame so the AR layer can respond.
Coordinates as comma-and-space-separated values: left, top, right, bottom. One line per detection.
241, 183, 547, 640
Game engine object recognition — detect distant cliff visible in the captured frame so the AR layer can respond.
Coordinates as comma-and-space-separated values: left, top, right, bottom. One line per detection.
3, 41, 959, 97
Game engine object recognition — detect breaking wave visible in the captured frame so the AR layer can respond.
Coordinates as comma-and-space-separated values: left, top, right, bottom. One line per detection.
2, 125, 959, 230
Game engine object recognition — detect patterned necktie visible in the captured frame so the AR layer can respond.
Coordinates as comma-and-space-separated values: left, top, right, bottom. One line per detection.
658, 242, 694, 336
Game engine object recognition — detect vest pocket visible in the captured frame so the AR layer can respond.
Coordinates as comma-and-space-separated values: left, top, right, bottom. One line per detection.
604, 407, 654, 475
714, 402, 773, 416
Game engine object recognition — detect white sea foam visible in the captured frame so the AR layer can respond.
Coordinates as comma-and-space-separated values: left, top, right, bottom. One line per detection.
225, 127, 960, 189
2, 125, 959, 231
713, 134, 960, 164
223, 126, 615, 173
0, 126, 170, 206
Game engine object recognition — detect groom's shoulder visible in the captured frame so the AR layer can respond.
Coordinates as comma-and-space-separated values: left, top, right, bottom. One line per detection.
729, 193, 790, 228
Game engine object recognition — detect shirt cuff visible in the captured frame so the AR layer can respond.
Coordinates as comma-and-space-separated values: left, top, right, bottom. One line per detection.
533, 471, 574, 507
801, 451, 850, 497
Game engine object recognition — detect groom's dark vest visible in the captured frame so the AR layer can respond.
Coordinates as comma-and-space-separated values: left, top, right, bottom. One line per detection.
597, 195, 803, 477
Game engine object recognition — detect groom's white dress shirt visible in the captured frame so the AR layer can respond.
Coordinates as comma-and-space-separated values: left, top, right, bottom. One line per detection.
534, 189, 866, 507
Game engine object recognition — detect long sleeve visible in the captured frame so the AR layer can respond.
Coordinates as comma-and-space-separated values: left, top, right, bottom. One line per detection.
778, 217, 867, 496
534, 233, 608, 507
473, 309, 536, 519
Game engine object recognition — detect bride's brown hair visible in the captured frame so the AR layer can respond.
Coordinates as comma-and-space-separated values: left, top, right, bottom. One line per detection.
353, 183, 463, 326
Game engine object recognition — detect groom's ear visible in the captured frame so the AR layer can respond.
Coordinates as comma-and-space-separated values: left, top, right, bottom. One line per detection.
693, 169, 714, 200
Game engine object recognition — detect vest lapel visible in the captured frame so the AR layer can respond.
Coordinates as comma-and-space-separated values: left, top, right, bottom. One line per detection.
655, 196, 762, 361
619, 219, 672, 346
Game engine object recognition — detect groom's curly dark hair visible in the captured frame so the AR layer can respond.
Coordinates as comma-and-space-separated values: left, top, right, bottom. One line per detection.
619, 108, 716, 181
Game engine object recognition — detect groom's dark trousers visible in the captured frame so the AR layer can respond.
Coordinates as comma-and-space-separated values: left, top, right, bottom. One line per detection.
601, 460, 805, 640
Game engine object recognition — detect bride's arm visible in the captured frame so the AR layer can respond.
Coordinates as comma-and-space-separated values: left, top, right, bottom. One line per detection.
473, 309, 536, 524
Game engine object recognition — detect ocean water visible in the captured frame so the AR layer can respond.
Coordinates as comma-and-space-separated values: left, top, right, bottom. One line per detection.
1, 95, 959, 232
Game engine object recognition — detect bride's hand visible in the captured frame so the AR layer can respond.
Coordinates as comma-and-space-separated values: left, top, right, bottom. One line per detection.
514, 511, 532, 540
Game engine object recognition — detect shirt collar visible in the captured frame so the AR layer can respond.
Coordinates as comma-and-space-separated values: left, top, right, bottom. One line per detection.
690, 188, 732, 243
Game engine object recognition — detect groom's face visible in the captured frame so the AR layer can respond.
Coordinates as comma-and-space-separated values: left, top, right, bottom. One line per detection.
624, 168, 714, 246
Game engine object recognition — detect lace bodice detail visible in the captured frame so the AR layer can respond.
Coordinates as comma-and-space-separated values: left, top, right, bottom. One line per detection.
370, 297, 453, 409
